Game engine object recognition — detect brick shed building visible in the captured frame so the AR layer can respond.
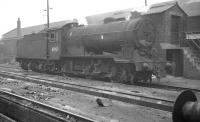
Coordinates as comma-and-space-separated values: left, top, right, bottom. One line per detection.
178, 0, 200, 79
143, 1, 200, 79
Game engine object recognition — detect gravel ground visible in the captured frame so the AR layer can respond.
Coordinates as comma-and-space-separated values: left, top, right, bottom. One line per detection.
0, 64, 191, 101
33, 74, 179, 101
0, 64, 200, 122
0, 77, 172, 122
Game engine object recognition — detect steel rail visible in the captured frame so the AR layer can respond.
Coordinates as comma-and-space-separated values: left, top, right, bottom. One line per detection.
0, 70, 173, 112
134, 81, 200, 92
0, 90, 96, 122
0, 65, 199, 93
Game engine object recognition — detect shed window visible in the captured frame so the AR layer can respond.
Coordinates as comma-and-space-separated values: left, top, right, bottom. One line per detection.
51, 33, 55, 38
171, 15, 180, 44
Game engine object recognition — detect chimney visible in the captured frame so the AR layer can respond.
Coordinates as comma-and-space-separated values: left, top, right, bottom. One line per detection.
17, 18, 22, 38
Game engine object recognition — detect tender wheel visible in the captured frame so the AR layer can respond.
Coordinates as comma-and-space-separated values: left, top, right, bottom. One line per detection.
21, 61, 28, 70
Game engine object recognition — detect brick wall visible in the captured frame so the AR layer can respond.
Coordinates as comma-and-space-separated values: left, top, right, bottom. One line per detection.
187, 16, 200, 33
183, 54, 200, 79
164, 5, 187, 44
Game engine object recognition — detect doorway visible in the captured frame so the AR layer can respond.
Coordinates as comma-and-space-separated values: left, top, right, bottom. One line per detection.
166, 49, 183, 76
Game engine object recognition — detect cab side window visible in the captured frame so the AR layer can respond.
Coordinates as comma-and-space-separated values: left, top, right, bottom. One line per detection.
47, 31, 56, 42
51, 33, 55, 39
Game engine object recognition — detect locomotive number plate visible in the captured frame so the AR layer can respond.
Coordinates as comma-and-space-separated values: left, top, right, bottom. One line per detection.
52, 46, 59, 52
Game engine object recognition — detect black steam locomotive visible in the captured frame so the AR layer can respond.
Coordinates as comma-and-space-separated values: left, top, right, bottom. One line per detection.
16, 17, 166, 84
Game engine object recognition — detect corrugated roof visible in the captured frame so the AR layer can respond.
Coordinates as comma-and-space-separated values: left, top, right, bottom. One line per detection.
86, 8, 133, 25
178, 0, 200, 16
2, 20, 75, 40
143, 0, 200, 16
143, 1, 177, 15
150, 1, 177, 8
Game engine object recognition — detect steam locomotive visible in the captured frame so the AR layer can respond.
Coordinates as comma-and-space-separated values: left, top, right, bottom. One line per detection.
16, 17, 166, 84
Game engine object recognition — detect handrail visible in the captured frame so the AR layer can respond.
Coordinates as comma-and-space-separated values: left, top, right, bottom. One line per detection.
183, 32, 200, 67
191, 39, 200, 51
185, 32, 200, 52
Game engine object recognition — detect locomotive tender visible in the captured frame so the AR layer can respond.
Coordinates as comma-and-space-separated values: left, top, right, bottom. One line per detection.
16, 17, 165, 84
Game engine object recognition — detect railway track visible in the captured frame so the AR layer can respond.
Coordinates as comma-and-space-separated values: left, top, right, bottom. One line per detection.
134, 81, 200, 93
2, 66, 200, 121
0, 70, 173, 112
0, 89, 95, 122
0, 64, 199, 93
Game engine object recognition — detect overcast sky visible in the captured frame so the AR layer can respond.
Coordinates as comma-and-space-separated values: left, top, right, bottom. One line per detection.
0, 0, 172, 38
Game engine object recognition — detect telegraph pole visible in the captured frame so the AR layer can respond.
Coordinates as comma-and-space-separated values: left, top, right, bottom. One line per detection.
145, 0, 147, 6
46, 0, 50, 59
47, 0, 50, 28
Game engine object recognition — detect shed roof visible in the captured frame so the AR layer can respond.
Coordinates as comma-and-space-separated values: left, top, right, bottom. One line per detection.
144, 0, 200, 16
86, 8, 134, 25
2, 20, 75, 41
178, 0, 200, 16
143, 1, 177, 15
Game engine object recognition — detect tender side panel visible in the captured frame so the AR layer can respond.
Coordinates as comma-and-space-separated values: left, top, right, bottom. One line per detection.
17, 33, 47, 60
